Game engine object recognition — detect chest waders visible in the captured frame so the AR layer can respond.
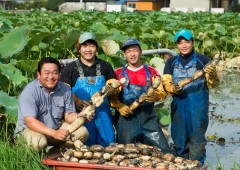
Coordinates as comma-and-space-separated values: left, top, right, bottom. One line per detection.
71, 60, 115, 147
171, 53, 209, 163
117, 65, 172, 154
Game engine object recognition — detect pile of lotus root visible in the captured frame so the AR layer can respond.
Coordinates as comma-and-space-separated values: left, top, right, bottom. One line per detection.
57, 143, 201, 169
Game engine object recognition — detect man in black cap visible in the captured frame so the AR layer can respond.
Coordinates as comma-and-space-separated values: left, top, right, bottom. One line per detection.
108, 38, 173, 154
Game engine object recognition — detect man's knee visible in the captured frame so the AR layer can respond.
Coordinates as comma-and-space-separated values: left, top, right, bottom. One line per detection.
81, 126, 89, 142
23, 128, 48, 150
60, 122, 89, 143
72, 126, 89, 143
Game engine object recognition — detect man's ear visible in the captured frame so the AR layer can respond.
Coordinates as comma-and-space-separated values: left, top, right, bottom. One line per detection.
37, 72, 40, 79
122, 52, 126, 59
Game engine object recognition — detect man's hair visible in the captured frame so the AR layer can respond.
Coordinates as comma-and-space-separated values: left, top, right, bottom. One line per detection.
75, 40, 98, 51
37, 57, 61, 73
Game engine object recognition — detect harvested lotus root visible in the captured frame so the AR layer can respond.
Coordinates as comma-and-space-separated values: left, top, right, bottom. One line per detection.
129, 76, 161, 111
91, 79, 121, 107
192, 70, 204, 80
68, 105, 95, 135
175, 52, 222, 90
57, 143, 201, 169
178, 78, 192, 89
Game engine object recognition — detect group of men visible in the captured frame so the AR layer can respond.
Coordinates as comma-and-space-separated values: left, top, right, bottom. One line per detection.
14, 29, 220, 165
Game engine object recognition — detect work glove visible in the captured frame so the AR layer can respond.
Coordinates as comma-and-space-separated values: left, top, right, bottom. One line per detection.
109, 94, 133, 117
107, 81, 132, 117
204, 65, 220, 89
72, 94, 90, 112
144, 81, 167, 102
162, 74, 181, 95
115, 101, 133, 117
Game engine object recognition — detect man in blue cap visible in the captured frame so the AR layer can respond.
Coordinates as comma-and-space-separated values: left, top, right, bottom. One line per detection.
108, 38, 173, 154
162, 29, 220, 164
60, 32, 116, 147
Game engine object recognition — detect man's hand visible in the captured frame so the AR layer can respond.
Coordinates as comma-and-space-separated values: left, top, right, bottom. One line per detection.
116, 103, 133, 117
204, 64, 220, 89
73, 94, 90, 112
204, 64, 217, 77
53, 129, 69, 141
144, 93, 157, 102
162, 74, 181, 95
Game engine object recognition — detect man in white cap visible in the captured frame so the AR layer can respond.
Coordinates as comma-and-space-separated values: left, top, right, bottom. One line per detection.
108, 38, 174, 154
60, 32, 116, 147
162, 29, 220, 164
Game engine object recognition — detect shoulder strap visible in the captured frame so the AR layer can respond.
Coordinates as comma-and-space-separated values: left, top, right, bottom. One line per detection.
96, 63, 101, 76
143, 64, 151, 86
75, 59, 84, 78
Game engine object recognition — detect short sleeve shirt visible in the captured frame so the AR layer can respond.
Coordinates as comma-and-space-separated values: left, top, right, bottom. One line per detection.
115, 65, 160, 86
60, 57, 116, 87
14, 79, 76, 136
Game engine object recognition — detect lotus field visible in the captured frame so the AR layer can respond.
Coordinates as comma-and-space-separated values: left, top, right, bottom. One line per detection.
0, 9, 240, 132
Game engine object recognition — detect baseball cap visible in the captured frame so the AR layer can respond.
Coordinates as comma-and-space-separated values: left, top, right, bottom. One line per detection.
78, 32, 97, 45
174, 29, 193, 42
121, 38, 141, 50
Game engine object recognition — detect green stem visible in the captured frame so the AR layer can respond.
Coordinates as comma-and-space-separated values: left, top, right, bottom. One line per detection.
7, 82, 11, 95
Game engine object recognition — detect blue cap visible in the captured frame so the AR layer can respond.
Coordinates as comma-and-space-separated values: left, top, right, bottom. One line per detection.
174, 29, 193, 42
121, 38, 141, 50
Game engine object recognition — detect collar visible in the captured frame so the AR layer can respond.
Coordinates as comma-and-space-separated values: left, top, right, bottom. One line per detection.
37, 79, 60, 93
180, 50, 194, 59
127, 65, 144, 72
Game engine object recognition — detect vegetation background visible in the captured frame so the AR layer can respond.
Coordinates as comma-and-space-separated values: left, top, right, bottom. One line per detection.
0, 1, 240, 169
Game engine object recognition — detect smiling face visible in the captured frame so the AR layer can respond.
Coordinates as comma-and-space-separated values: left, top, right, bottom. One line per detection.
176, 37, 194, 57
37, 63, 59, 92
123, 45, 142, 68
79, 41, 97, 65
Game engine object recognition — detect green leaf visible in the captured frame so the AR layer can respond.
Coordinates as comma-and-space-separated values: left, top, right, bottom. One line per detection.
63, 29, 80, 48
98, 54, 126, 69
28, 27, 51, 47
0, 91, 18, 116
0, 26, 29, 58
214, 24, 226, 35
156, 108, 171, 125
90, 23, 108, 34
16, 60, 38, 75
0, 62, 28, 86
0, 18, 13, 33
0, 73, 9, 92
203, 39, 214, 48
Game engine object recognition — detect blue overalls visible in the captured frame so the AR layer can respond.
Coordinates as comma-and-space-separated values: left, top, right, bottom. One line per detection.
116, 65, 172, 154
72, 60, 115, 147
171, 53, 209, 163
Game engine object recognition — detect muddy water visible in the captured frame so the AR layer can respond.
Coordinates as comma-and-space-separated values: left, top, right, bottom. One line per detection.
205, 73, 240, 169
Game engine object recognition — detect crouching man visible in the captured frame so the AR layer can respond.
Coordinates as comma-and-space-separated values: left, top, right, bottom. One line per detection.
14, 57, 89, 150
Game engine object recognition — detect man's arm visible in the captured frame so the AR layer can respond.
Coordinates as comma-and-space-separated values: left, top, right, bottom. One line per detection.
24, 116, 69, 141
64, 112, 78, 124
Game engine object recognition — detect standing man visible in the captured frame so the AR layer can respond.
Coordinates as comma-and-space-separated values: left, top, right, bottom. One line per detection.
162, 29, 220, 163
14, 57, 89, 150
60, 32, 116, 147
109, 38, 172, 154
